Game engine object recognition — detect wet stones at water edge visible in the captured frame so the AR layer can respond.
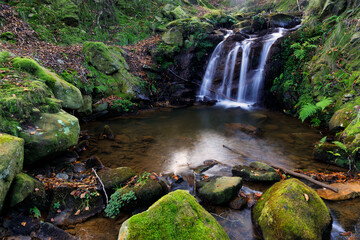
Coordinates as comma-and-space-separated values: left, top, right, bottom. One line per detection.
197, 176, 242, 205
253, 178, 332, 240
224, 123, 262, 136
97, 167, 136, 190
118, 190, 230, 240
232, 161, 281, 182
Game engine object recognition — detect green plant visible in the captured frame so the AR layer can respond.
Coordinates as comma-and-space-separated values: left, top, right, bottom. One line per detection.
137, 172, 150, 185
53, 201, 61, 209
105, 190, 137, 218
328, 141, 359, 171
299, 97, 333, 123
30, 206, 41, 219
111, 98, 137, 113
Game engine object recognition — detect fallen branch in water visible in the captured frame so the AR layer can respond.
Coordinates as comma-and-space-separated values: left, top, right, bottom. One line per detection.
92, 168, 109, 205
222, 145, 339, 193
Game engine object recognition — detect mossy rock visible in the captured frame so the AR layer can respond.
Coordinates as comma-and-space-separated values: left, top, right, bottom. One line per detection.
162, 28, 184, 46
77, 95, 92, 116
253, 178, 332, 240
98, 167, 136, 190
82, 42, 121, 75
344, 111, 360, 138
12, 57, 83, 109
197, 176, 242, 205
56, 0, 80, 27
108, 178, 165, 214
170, 6, 189, 20
7, 172, 45, 207
329, 108, 354, 132
232, 165, 281, 182
0, 134, 24, 213
19, 111, 80, 165
118, 190, 230, 240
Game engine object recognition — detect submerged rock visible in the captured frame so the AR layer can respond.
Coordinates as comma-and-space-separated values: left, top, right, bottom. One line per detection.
0, 134, 24, 213
197, 176, 242, 205
98, 167, 136, 190
118, 190, 230, 240
225, 123, 262, 136
19, 111, 80, 165
253, 178, 332, 240
37, 222, 76, 240
232, 164, 281, 182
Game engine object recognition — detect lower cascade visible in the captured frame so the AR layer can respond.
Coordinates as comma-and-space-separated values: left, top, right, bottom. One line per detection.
199, 27, 292, 106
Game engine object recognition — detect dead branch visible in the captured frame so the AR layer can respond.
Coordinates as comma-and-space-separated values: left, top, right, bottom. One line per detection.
222, 145, 339, 193
92, 168, 109, 205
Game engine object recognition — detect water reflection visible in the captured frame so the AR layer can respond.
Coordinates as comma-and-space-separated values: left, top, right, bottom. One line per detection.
81, 106, 359, 240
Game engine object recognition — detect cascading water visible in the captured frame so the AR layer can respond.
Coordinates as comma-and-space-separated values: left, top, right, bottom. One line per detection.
237, 39, 253, 102
199, 28, 288, 106
199, 30, 233, 98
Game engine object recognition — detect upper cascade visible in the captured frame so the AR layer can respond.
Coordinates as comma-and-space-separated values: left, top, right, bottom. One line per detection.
199, 26, 299, 107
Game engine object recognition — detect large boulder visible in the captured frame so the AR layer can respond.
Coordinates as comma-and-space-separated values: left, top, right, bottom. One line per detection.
118, 190, 230, 240
19, 111, 80, 165
162, 27, 184, 46
232, 163, 281, 182
0, 134, 24, 212
7, 172, 45, 207
197, 176, 242, 205
253, 178, 332, 240
12, 57, 83, 110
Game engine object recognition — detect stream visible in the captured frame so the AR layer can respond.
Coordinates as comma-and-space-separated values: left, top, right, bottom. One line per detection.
75, 105, 360, 240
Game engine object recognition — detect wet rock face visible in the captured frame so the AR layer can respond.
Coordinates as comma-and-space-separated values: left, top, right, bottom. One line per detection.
269, 14, 301, 29
118, 190, 230, 240
19, 111, 80, 165
47, 187, 104, 226
253, 178, 332, 240
197, 176, 242, 205
0, 134, 24, 213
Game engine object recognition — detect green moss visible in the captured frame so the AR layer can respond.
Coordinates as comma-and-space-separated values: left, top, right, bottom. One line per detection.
120, 190, 229, 239
253, 178, 331, 240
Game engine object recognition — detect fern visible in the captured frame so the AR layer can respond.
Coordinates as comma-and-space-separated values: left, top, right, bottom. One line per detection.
315, 97, 332, 110
332, 141, 348, 153
299, 103, 318, 122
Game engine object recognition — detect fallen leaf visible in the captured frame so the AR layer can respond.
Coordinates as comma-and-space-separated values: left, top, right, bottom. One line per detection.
50, 218, 54, 222
85, 206, 90, 211
304, 193, 309, 201
340, 231, 351, 236
74, 209, 80, 215
34, 188, 39, 191
57, 209, 61, 213
21, 222, 26, 226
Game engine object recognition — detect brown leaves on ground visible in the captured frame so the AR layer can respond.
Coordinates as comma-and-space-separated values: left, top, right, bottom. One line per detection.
295, 170, 359, 184
122, 35, 161, 80
36, 173, 97, 191
0, 4, 88, 81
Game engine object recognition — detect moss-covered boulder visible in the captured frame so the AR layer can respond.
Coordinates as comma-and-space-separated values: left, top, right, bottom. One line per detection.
98, 167, 136, 190
19, 111, 80, 165
12, 57, 83, 110
7, 172, 45, 207
253, 178, 332, 240
162, 27, 184, 46
171, 6, 189, 20
329, 108, 353, 131
82, 42, 122, 75
197, 176, 242, 205
77, 95, 92, 116
55, 0, 80, 27
0, 134, 24, 213
118, 190, 230, 240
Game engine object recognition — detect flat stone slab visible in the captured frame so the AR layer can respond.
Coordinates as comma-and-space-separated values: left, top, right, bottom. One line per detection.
317, 182, 360, 200
197, 176, 242, 205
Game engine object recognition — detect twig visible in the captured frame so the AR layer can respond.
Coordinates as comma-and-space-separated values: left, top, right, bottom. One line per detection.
92, 168, 109, 205
222, 145, 339, 193
210, 212, 243, 222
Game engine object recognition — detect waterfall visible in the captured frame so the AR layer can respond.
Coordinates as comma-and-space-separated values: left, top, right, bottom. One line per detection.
249, 28, 285, 103
199, 31, 233, 98
237, 39, 253, 102
200, 28, 288, 106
